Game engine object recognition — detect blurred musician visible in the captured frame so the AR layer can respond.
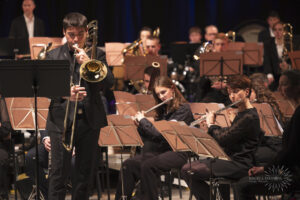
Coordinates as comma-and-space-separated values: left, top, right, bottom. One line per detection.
212, 33, 229, 53
188, 26, 202, 44
258, 11, 280, 43
263, 21, 291, 91
145, 36, 161, 56
139, 26, 152, 48
204, 25, 218, 42
234, 70, 300, 199
0, 96, 12, 200
115, 76, 194, 200
181, 75, 262, 200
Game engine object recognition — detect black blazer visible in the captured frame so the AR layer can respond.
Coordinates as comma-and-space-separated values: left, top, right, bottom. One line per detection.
9, 15, 45, 38
263, 38, 281, 76
258, 29, 272, 43
45, 43, 114, 133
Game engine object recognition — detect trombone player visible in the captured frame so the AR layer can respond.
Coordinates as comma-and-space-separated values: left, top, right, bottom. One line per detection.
45, 12, 114, 200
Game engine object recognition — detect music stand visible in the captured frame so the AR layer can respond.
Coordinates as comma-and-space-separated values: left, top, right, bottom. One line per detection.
105, 42, 130, 66
199, 51, 243, 79
169, 43, 201, 65
288, 50, 300, 70
272, 91, 295, 119
98, 114, 143, 200
189, 103, 232, 129
252, 103, 283, 137
0, 38, 30, 59
0, 60, 69, 200
113, 91, 156, 117
123, 55, 167, 80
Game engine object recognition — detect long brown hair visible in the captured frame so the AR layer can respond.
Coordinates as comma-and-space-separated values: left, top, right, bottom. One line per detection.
152, 76, 186, 119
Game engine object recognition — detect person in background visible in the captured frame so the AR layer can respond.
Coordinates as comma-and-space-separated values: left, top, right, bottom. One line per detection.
258, 11, 280, 43
145, 36, 161, 56
188, 26, 202, 44
204, 25, 219, 42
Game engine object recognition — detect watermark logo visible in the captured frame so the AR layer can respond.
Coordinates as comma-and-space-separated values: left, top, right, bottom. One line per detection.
264, 165, 292, 192
249, 165, 293, 192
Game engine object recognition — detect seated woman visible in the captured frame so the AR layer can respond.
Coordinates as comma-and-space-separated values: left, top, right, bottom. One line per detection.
181, 75, 262, 200
234, 69, 300, 199
114, 76, 194, 200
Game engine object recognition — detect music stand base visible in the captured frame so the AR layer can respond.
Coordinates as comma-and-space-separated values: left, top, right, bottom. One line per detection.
28, 185, 45, 200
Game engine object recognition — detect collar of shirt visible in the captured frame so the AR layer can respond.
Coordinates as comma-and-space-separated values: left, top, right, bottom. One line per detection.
24, 14, 35, 38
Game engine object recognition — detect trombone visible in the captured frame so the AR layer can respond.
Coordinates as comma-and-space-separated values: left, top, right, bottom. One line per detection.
62, 20, 108, 152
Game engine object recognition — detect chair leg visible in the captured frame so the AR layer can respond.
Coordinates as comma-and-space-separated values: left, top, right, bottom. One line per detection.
168, 171, 172, 200
177, 170, 182, 199
96, 170, 102, 200
105, 149, 111, 200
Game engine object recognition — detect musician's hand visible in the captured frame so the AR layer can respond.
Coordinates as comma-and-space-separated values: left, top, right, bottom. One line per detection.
135, 111, 145, 122
267, 74, 274, 85
206, 111, 216, 127
43, 137, 51, 152
248, 166, 264, 176
73, 45, 90, 65
69, 85, 87, 102
227, 108, 237, 123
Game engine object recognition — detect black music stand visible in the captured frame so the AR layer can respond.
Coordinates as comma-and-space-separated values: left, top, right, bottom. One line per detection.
0, 60, 69, 200
0, 38, 30, 58
169, 43, 201, 65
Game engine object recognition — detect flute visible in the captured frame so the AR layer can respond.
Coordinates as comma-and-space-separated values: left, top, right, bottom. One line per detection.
143, 97, 174, 114
190, 99, 257, 127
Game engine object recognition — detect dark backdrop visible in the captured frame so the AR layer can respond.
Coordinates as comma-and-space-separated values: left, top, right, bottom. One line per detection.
1, 0, 300, 46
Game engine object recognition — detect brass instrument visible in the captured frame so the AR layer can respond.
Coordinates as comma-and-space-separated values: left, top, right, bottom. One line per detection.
282, 23, 293, 63
225, 31, 236, 42
37, 42, 53, 60
122, 38, 143, 56
153, 27, 160, 37
62, 20, 108, 152
193, 41, 213, 60
190, 99, 257, 127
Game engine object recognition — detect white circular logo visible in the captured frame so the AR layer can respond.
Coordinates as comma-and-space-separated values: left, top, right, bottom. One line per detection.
264, 165, 293, 192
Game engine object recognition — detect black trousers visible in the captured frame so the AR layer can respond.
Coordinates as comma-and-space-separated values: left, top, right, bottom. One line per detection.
181, 158, 250, 200
0, 144, 9, 199
25, 144, 49, 199
115, 151, 188, 200
48, 117, 100, 200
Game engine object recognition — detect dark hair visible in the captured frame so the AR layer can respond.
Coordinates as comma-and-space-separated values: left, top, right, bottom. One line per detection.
63, 12, 88, 30
281, 70, 300, 102
152, 76, 186, 118
23, 0, 35, 4
227, 75, 252, 97
147, 36, 160, 43
272, 21, 284, 30
268, 10, 280, 19
140, 26, 152, 35
144, 66, 160, 91
189, 26, 202, 35
144, 66, 155, 76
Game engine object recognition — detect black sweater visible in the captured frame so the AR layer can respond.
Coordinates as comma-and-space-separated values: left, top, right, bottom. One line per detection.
137, 103, 194, 153
208, 108, 262, 166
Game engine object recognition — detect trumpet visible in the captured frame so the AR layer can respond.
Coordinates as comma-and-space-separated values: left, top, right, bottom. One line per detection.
190, 99, 257, 127
37, 42, 53, 60
62, 20, 108, 152
225, 31, 236, 42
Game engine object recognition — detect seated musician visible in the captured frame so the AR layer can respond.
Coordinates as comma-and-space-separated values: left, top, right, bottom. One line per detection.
181, 75, 262, 200
115, 76, 194, 200
0, 96, 12, 200
234, 69, 300, 199
139, 26, 152, 49
145, 36, 161, 56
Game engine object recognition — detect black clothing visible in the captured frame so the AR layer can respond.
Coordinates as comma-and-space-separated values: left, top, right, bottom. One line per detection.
0, 97, 12, 199
234, 106, 300, 200
46, 43, 114, 200
258, 29, 272, 43
181, 107, 262, 200
9, 16, 45, 38
115, 103, 194, 200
